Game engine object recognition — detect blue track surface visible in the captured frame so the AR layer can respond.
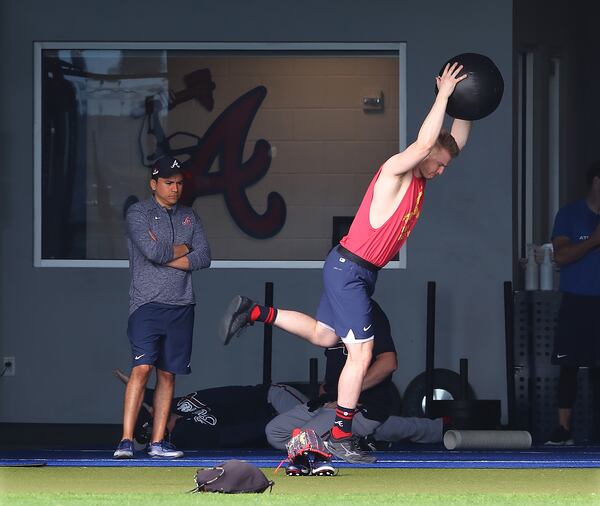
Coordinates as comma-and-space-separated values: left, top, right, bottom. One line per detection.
2, 446, 600, 468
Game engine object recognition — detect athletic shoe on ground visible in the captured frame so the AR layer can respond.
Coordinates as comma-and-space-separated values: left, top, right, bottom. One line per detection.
310, 459, 336, 476
357, 435, 391, 452
220, 295, 254, 345
147, 440, 184, 458
113, 439, 134, 459
324, 435, 377, 464
544, 426, 574, 446
285, 463, 311, 476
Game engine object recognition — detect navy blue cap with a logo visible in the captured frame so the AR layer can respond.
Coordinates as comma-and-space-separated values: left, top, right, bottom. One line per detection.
151, 156, 183, 180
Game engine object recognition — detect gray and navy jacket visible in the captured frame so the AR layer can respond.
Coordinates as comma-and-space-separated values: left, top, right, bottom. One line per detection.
126, 196, 211, 315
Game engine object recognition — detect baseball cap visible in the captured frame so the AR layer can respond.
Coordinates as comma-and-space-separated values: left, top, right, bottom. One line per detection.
151, 156, 183, 180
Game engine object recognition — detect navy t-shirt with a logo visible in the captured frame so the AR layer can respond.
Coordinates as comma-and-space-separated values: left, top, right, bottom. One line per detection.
552, 199, 600, 296
145, 384, 273, 448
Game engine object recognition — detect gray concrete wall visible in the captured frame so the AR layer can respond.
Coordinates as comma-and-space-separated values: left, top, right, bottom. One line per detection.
0, 0, 513, 423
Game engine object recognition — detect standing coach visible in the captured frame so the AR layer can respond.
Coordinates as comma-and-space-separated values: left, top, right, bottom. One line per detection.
114, 156, 211, 458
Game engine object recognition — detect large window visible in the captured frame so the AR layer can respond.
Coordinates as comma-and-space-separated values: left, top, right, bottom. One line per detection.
34, 43, 405, 267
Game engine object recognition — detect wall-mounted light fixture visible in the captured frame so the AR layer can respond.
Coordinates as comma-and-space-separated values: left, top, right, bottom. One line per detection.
362, 91, 384, 112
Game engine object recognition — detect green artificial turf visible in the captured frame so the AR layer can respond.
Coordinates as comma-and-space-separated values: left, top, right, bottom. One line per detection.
1, 467, 599, 505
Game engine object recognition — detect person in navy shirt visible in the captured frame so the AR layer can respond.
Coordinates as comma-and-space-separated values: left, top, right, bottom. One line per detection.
545, 161, 600, 445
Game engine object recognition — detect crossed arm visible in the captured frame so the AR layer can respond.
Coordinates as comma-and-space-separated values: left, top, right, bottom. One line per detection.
552, 224, 600, 266
127, 210, 187, 264
147, 228, 189, 264
127, 209, 211, 271
166, 213, 211, 271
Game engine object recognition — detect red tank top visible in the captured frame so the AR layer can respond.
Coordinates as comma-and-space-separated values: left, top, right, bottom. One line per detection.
339, 169, 426, 268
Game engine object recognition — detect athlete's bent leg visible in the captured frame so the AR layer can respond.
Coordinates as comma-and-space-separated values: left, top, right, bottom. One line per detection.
273, 310, 339, 347
221, 295, 339, 347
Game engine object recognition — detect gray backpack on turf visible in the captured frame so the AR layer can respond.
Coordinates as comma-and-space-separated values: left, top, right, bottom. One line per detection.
191, 459, 274, 494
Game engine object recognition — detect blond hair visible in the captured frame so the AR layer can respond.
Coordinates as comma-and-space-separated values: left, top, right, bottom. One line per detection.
437, 130, 460, 158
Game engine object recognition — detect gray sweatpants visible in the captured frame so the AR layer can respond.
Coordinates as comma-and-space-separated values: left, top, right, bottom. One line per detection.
267, 384, 309, 415
265, 403, 381, 450
265, 401, 443, 450
373, 415, 443, 444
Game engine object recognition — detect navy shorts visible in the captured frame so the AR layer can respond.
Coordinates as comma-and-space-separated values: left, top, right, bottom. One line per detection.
552, 292, 600, 367
316, 247, 378, 343
127, 302, 194, 375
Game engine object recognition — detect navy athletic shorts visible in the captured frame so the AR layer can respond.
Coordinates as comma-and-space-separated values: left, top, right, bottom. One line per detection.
552, 292, 600, 367
316, 247, 378, 343
127, 302, 194, 375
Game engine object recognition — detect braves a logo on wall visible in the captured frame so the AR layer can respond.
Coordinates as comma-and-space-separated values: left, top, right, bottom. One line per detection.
166, 84, 285, 239
183, 86, 285, 238
138, 66, 286, 239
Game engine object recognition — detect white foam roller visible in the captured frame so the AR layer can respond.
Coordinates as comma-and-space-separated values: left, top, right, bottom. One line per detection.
443, 430, 532, 450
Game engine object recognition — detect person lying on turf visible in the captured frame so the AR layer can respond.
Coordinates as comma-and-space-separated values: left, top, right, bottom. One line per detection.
114, 303, 444, 457
113, 368, 307, 449
265, 301, 444, 456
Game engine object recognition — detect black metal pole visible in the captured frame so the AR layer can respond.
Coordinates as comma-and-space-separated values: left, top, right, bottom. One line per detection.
459, 358, 469, 401
425, 281, 436, 418
591, 368, 600, 441
309, 358, 319, 399
503, 280, 516, 429
262, 282, 273, 385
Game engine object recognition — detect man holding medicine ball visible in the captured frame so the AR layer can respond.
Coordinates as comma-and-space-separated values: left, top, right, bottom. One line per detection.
221, 61, 475, 463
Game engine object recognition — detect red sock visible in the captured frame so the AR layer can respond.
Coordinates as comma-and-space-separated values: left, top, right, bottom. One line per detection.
331, 405, 355, 440
249, 304, 278, 324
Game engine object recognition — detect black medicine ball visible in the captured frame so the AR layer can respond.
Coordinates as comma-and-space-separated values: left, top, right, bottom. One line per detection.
436, 53, 504, 121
